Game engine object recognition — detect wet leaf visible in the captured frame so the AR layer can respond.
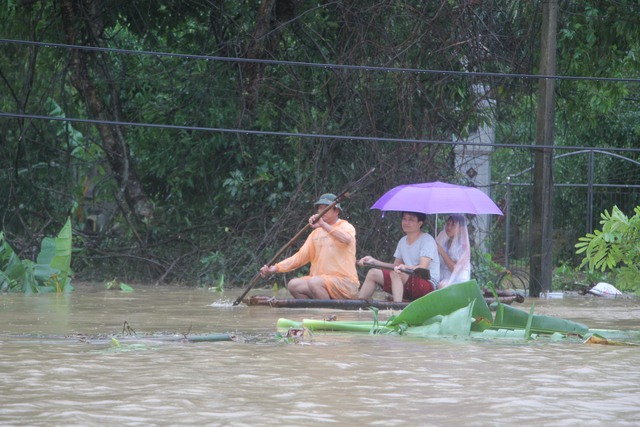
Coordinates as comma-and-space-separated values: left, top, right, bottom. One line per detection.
119, 283, 134, 292
493, 303, 588, 335
387, 280, 492, 332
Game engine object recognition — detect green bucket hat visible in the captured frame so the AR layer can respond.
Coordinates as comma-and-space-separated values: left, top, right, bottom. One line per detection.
314, 193, 341, 211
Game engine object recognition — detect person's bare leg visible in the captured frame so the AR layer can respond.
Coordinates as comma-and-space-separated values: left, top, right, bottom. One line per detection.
308, 277, 331, 299
287, 277, 314, 299
358, 269, 383, 300
390, 272, 405, 302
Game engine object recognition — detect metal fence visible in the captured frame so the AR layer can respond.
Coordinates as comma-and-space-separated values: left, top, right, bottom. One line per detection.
488, 149, 640, 285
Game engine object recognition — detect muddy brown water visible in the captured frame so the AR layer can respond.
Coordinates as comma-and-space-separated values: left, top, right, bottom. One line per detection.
1, 283, 639, 426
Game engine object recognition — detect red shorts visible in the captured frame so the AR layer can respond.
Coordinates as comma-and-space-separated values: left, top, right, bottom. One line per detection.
382, 269, 434, 301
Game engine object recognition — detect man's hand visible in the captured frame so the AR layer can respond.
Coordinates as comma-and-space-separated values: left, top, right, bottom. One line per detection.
357, 255, 375, 267
394, 264, 408, 275
259, 265, 277, 278
309, 214, 325, 229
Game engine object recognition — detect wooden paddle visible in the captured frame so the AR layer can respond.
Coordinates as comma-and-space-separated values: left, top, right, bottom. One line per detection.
363, 261, 431, 281
232, 168, 376, 306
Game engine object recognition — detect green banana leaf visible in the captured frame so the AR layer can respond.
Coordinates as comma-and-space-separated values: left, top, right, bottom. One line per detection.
35, 217, 73, 292
0, 232, 35, 293
1, 218, 73, 293
492, 303, 589, 335
387, 280, 492, 331
404, 300, 476, 338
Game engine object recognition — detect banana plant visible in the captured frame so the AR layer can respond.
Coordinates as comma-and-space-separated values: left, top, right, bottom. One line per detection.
0, 217, 73, 293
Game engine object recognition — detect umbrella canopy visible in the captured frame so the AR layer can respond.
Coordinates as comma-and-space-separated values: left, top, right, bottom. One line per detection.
370, 181, 503, 216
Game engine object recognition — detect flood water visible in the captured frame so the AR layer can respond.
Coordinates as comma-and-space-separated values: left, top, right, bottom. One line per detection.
1, 283, 639, 426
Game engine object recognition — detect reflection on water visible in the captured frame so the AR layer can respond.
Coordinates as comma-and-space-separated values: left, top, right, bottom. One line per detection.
1, 284, 640, 426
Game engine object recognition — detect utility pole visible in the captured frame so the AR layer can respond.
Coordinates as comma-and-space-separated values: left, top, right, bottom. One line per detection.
530, 0, 558, 296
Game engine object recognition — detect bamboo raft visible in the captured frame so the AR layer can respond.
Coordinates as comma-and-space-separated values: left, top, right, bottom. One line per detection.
244, 291, 524, 310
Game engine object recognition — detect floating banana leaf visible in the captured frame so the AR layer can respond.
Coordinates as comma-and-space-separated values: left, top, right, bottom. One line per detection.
387, 280, 492, 331
404, 301, 476, 338
492, 303, 589, 335
277, 313, 640, 345
275, 281, 640, 345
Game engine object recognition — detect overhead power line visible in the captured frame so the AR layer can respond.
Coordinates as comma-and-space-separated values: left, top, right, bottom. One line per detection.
2, 111, 640, 154
2, 38, 639, 154
1, 38, 640, 84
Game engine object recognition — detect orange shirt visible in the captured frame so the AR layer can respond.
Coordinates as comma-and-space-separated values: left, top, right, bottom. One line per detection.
275, 219, 358, 284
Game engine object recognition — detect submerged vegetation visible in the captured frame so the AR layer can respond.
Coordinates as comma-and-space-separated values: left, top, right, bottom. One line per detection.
277, 281, 640, 345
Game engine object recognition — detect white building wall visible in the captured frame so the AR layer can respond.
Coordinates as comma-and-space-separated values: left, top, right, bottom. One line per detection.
453, 91, 495, 251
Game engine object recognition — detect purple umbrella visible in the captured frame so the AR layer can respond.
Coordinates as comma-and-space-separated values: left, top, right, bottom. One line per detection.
370, 181, 503, 215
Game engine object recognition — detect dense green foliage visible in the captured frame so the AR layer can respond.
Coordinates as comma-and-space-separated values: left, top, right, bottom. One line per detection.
1, 1, 639, 288
576, 206, 640, 292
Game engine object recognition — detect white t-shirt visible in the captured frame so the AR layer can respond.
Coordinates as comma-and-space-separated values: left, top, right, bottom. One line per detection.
394, 233, 440, 283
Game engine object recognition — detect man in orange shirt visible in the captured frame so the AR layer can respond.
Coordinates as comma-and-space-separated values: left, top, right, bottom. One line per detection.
259, 193, 360, 299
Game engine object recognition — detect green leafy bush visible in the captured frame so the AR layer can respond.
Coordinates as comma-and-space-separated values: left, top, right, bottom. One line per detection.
575, 206, 640, 293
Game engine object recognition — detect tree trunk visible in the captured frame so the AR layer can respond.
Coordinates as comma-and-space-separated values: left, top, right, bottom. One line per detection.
241, 0, 297, 112
59, 0, 153, 223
